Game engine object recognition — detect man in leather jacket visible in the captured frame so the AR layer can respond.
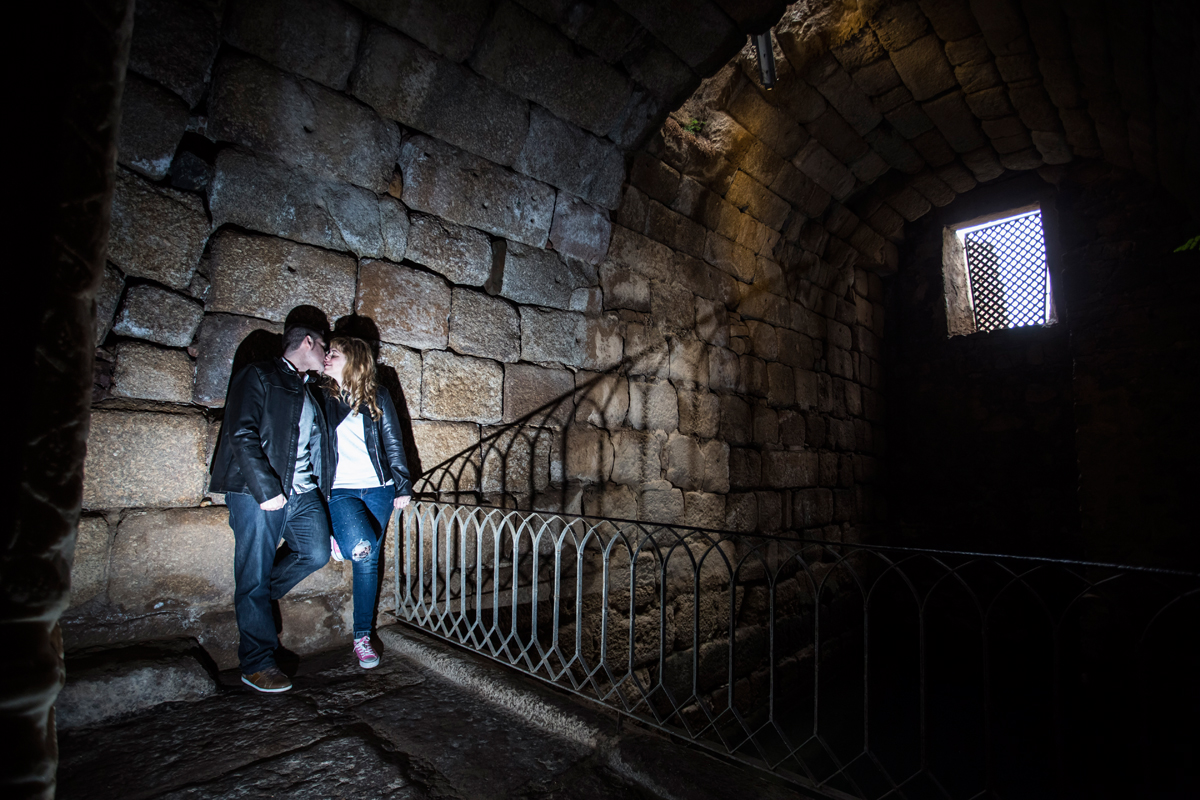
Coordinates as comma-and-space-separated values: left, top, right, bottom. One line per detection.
209, 323, 334, 692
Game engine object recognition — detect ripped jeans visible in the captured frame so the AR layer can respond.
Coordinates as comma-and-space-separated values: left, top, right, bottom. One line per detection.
328, 485, 394, 639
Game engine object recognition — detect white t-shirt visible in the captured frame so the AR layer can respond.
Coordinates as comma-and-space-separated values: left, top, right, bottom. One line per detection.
332, 412, 392, 489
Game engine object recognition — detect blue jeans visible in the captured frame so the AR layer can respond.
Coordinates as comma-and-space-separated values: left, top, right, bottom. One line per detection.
328, 486, 394, 639
227, 489, 331, 674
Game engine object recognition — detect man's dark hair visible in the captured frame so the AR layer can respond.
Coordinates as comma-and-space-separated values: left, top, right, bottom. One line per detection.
282, 324, 324, 354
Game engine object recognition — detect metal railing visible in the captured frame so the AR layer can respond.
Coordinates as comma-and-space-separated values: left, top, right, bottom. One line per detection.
393, 501, 1199, 799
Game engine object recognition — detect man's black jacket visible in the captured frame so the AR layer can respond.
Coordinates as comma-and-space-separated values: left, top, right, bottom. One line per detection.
323, 386, 413, 498
210, 358, 333, 503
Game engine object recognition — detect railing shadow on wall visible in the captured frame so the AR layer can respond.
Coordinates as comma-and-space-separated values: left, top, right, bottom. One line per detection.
393, 386, 1198, 799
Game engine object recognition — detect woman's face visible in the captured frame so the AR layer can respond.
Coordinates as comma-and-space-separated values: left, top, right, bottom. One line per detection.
323, 347, 346, 383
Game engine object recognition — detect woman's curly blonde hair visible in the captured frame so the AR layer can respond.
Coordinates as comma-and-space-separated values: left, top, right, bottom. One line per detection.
325, 336, 381, 420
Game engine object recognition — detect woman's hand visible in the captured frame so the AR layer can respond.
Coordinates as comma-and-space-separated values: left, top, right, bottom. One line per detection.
394, 495, 411, 510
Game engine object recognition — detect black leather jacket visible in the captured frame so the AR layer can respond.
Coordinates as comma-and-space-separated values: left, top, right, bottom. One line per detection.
323, 386, 413, 497
209, 358, 334, 502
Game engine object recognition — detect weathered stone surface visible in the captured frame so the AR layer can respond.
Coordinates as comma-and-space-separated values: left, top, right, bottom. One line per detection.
207, 230, 357, 323
600, 264, 651, 311
762, 450, 818, 489
513, 107, 625, 210
84, 412, 208, 509
793, 139, 856, 200
481, 425, 561, 495
615, 0, 739, 73
223, 0, 362, 90
570, 286, 603, 315
582, 314, 624, 372
549, 193, 613, 265
503, 363, 575, 427
725, 171, 791, 230
117, 72, 189, 181
575, 372, 629, 430
410, 421, 480, 483
107, 508, 234, 610
922, 91, 987, 153
701, 439, 729, 493
70, 517, 112, 608
890, 33, 957, 101
670, 339, 709, 387
95, 265, 125, 346
209, 149, 408, 262
651, 281, 695, 329
563, 426, 613, 484
349, 22, 529, 166
794, 487, 834, 528
683, 491, 725, 530
356, 260, 451, 349
399, 135, 556, 248
57, 643, 217, 730
677, 388, 720, 439
111, 343, 194, 403
626, 322, 671, 379
191, 315, 284, 408
471, 2, 629, 136
422, 350, 503, 423
345, 0, 491, 62
449, 289, 519, 362
377, 342, 423, 420
499, 241, 596, 310
708, 346, 740, 393
127, 0, 220, 107
726, 83, 808, 158
406, 215, 491, 287
112, 285, 204, 348
208, 53, 401, 193
724, 491, 757, 532
704, 233, 757, 283
767, 362, 797, 408
601, 225, 675, 280
640, 480, 685, 523
665, 433, 704, 492
611, 430, 663, 486
109, 169, 210, 291
520, 307, 585, 365
753, 403, 779, 444
629, 380, 679, 432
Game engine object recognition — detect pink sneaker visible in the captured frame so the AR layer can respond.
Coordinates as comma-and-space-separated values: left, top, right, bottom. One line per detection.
353, 635, 380, 669
330, 536, 344, 562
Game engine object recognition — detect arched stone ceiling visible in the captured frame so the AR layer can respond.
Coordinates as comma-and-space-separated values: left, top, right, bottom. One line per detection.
655, 0, 1198, 279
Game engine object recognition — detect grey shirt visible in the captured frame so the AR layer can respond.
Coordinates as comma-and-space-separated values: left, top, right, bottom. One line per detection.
285, 362, 322, 496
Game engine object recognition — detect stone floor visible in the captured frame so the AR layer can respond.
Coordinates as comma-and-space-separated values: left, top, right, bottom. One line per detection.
58, 626, 808, 800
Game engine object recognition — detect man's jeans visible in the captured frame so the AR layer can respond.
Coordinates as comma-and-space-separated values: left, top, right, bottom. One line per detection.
227, 489, 331, 674
328, 486, 393, 639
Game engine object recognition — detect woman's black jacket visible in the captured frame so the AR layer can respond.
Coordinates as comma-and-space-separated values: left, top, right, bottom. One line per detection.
322, 386, 413, 497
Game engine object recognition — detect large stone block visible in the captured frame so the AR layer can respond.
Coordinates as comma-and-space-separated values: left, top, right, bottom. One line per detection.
890, 33, 957, 101
575, 372, 629, 430
108, 508, 236, 612
724, 171, 791, 230
378, 342, 423, 420
520, 307, 586, 366
719, 395, 752, 444
513, 107, 625, 210
208, 52, 401, 193
701, 439, 730, 494
208, 230, 357, 323
345, 0, 491, 62
629, 380, 679, 432
127, 0, 220, 107
399, 135, 555, 248
109, 169, 210, 291
449, 288, 519, 362
665, 433, 704, 492
503, 363, 575, 427
611, 430, 663, 486
422, 350, 503, 423
549, 193, 613, 265
498, 240, 596, 311
583, 314, 624, 373
481, 425, 561, 495
563, 426, 613, 484
683, 491, 725, 530
209, 149, 408, 262
670, 339, 709, 388
70, 517, 112, 608
406, 214, 491, 287
793, 139, 856, 200
223, 0, 362, 90
471, 2, 630, 136
704, 233, 756, 283
410, 421, 480, 488
84, 411, 208, 509
625, 322, 670, 379
677, 388, 720, 439
762, 450, 818, 489
356, 259, 451, 349
112, 343, 195, 404
118, 72, 189, 181
349, 22, 528, 166
191, 314, 284, 408
112, 285, 204, 348
640, 481, 684, 524
601, 225, 675, 280
708, 346, 740, 393
726, 83, 808, 159
600, 264, 650, 312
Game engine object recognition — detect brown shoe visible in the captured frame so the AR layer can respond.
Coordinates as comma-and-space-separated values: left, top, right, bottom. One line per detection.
241, 667, 292, 693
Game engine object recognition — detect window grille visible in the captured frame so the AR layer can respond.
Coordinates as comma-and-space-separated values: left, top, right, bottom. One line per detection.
959, 210, 1050, 333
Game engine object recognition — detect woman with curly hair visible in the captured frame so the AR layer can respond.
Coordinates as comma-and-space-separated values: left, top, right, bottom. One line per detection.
322, 336, 412, 668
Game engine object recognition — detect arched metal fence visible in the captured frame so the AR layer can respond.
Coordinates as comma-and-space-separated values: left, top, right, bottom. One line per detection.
393, 501, 1198, 799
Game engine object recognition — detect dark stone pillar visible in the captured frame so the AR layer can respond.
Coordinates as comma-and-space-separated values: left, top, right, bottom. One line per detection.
4, 1, 133, 796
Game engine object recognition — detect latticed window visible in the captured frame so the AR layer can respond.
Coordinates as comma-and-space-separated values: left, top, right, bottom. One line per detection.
956, 210, 1051, 333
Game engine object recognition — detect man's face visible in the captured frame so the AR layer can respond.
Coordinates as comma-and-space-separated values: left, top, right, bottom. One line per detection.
300, 336, 327, 374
